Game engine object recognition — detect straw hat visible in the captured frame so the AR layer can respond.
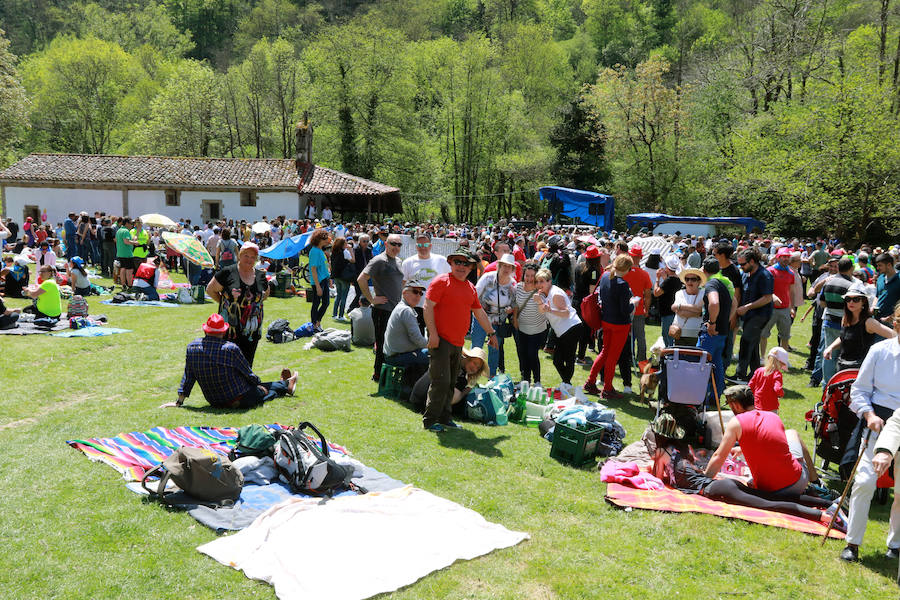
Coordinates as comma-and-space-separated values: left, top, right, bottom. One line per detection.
679, 267, 707, 285
461, 347, 489, 379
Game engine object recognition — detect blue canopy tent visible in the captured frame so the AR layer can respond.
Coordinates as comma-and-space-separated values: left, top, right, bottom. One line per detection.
539, 186, 615, 231
625, 213, 765, 233
259, 232, 312, 259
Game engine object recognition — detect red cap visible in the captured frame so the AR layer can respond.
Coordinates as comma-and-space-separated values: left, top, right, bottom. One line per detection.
584, 245, 601, 259
775, 247, 792, 258
202, 314, 230, 335
628, 245, 643, 258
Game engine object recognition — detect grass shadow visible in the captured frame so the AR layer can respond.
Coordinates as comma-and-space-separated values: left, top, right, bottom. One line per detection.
182, 405, 253, 415
438, 429, 509, 458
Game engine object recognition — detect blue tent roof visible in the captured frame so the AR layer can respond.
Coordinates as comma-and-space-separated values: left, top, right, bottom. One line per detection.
259, 232, 311, 259
625, 213, 765, 233
539, 186, 615, 230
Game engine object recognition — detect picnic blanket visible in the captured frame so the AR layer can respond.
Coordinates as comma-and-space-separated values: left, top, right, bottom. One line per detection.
605, 483, 845, 539
0, 318, 69, 335
51, 327, 131, 337
198, 485, 530, 600
67, 425, 405, 530
100, 299, 179, 307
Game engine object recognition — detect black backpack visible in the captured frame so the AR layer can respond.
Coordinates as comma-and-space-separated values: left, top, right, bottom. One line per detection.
266, 318, 294, 343
272, 422, 356, 496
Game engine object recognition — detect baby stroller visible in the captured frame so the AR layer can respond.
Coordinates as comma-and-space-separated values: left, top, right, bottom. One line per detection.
654, 347, 720, 446
805, 368, 859, 472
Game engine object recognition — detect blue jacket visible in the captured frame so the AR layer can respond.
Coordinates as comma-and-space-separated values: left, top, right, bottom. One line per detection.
598, 272, 634, 325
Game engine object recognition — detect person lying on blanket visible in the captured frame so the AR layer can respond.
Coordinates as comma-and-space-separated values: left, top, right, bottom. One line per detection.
705, 384, 822, 496
650, 413, 843, 530
160, 314, 298, 409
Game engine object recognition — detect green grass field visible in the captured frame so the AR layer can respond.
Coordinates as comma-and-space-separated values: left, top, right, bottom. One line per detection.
1, 268, 897, 599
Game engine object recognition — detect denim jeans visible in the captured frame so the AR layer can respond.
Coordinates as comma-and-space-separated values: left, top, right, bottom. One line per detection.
332, 278, 350, 318
661, 314, 675, 347
237, 379, 292, 408
820, 322, 842, 387
736, 313, 768, 379
470, 316, 508, 377
697, 329, 727, 402
384, 349, 430, 367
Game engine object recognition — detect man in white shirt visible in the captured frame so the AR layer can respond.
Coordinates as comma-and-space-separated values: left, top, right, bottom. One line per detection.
321, 205, 333, 222
206, 227, 221, 257
401, 231, 450, 317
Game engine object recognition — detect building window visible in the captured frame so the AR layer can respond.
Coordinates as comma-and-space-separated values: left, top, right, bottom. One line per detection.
165, 190, 180, 206
240, 191, 257, 207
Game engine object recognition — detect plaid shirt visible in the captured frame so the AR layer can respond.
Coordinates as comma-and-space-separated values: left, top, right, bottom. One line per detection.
178, 336, 260, 406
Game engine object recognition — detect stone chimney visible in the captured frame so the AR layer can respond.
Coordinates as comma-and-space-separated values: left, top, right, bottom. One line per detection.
295, 111, 313, 167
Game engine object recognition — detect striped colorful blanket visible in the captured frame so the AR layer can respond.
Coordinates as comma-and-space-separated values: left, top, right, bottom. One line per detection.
605, 483, 845, 539
67, 425, 348, 482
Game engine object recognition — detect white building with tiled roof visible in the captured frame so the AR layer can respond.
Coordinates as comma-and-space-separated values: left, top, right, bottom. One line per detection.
0, 152, 401, 225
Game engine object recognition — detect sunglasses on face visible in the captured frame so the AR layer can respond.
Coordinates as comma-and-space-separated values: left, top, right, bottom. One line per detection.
738, 262, 748, 267
416, 242, 431, 248
451, 259, 471, 267
845, 297, 863, 303
388, 241, 402, 248
407, 289, 424, 296
685, 277, 701, 283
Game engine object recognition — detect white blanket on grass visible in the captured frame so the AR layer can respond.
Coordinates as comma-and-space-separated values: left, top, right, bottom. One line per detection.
198, 486, 529, 600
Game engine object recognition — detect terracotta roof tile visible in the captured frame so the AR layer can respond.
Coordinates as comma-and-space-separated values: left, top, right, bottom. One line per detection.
0, 154, 400, 198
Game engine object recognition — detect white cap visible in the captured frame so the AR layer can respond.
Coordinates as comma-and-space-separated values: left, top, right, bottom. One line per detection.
768, 346, 790, 369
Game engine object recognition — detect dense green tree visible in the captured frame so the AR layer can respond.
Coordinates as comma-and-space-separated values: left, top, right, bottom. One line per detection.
0, 27, 29, 165
22, 36, 142, 153
164, 0, 244, 64
549, 93, 610, 191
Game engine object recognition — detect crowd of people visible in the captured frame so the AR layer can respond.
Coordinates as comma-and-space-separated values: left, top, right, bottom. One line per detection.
4, 210, 900, 569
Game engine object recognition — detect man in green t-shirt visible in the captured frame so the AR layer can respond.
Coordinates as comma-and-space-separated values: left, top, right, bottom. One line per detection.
115, 217, 140, 287
25, 265, 62, 319
809, 241, 829, 275
131, 217, 150, 262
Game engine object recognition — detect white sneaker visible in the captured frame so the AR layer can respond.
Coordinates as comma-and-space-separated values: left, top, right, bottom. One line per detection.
623, 386, 633, 394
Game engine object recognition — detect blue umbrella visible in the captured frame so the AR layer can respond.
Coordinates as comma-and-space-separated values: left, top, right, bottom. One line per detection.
259, 232, 311, 259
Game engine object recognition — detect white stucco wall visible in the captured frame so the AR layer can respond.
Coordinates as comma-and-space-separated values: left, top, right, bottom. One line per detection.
3, 187, 124, 225
3, 187, 303, 226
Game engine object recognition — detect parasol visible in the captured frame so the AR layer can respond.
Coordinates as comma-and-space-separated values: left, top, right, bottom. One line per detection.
140, 213, 178, 228
252, 221, 271, 234
161, 231, 214, 268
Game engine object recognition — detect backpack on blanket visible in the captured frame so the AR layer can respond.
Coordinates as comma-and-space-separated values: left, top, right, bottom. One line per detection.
112, 292, 134, 304
67, 295, 89, 317
273, 422, 354, 496
141, 446, 244, 506
266, 318, 294, 343
311, 328, 352, 351
228, 424, 277, 460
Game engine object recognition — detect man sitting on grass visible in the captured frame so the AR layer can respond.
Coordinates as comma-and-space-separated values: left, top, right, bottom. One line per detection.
161, 314, 298, 410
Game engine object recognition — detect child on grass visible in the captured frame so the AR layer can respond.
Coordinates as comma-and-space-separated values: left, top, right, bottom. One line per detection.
749, 346, 788, 413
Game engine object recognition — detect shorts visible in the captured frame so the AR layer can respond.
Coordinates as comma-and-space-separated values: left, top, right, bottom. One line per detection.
770, 433, 809, 498
117, 256, 135, 270
761, 307, 792, 340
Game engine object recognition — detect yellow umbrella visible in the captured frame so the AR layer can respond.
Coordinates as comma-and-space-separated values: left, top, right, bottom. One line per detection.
161, 232, 214, 268
140, 213, 178, 228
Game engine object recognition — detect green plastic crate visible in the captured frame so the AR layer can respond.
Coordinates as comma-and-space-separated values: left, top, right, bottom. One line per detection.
550, 421, 606, 467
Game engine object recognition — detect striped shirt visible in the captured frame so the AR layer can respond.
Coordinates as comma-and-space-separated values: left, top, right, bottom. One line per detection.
821, 274, 853, 322
514, 282, 548, 335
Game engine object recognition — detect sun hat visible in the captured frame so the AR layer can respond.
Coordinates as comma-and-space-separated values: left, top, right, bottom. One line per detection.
664, 255, 682, 273
497, 253, 516, 268
651, 413, 685, 440
447, 246, 477, 264
584, 245, 601, 259
774, 247, 792, 259
679, 267, 707, 285
202, 314, 230, 335
239, 241, 260, 256
768, 346, 790, 370
461, 346, 489, 379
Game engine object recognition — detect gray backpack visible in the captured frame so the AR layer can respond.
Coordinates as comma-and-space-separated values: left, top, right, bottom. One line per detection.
142, 446, 244, 506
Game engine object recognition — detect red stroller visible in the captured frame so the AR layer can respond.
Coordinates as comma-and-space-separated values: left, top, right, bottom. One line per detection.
806, 369, 859, 471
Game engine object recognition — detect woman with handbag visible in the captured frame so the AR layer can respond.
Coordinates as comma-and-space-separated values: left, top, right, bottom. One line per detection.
330, 237, 355, 322
472, 254, 517, 376
512, 262, 548, 385
583, 254, 640, 398
535, 267, 583, 393
670, 267, 706, 347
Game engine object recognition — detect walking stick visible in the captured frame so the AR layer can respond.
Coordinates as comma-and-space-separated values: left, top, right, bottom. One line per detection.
821, 430, 872, 545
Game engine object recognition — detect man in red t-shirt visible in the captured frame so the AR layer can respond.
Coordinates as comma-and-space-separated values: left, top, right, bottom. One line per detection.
423, 247, 497, 432
761, 247, 796, 356
622, 246, 653, 365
